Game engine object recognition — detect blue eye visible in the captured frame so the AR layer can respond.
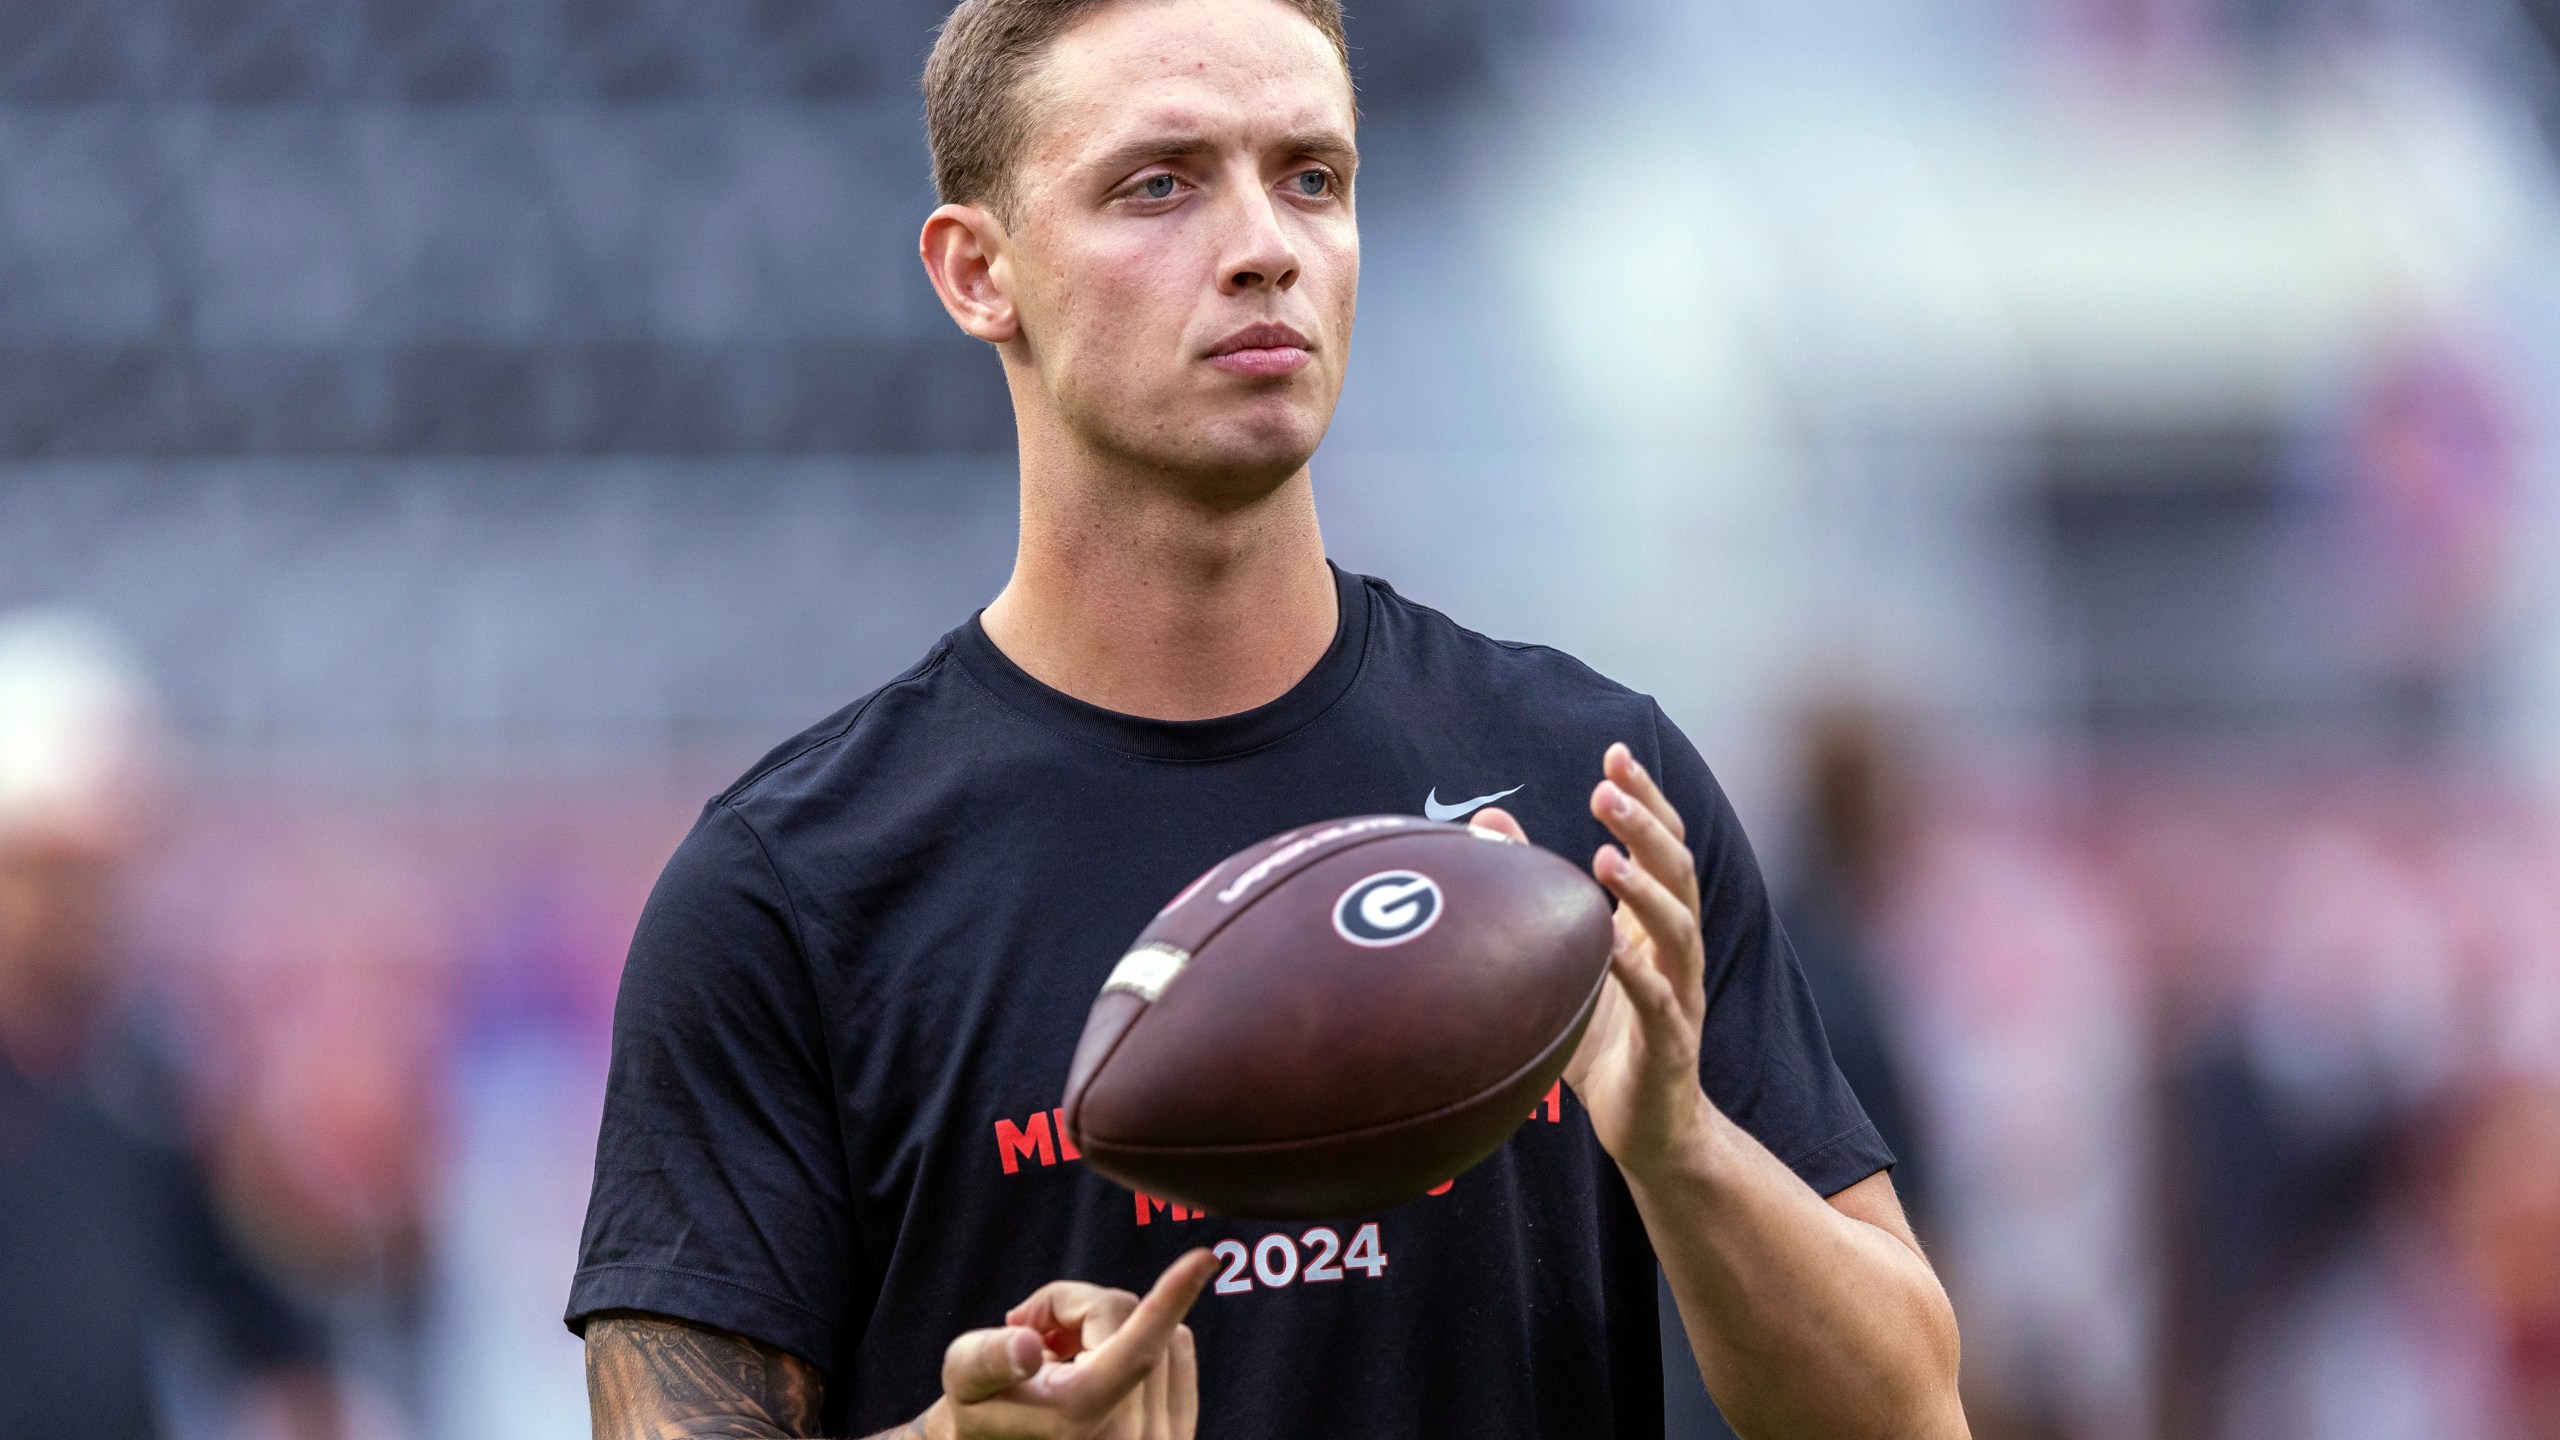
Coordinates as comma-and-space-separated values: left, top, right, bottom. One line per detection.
1140, 174, 1178, 199
1293, 170, 1331, 197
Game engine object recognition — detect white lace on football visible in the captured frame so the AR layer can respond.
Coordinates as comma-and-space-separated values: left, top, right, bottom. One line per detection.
1102, 942, 1191, 1003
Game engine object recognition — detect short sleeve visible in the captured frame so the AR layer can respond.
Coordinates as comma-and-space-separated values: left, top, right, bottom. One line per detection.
565, 801, 852, 1371
1649, 706, 1894, 1198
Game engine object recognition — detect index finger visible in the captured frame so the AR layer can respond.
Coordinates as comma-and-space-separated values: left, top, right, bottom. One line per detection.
1036, 1249, 1215, 1414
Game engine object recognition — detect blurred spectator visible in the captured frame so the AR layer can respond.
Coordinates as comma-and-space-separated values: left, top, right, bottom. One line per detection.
191, 836, 448, 1294
2178, 797, 2560, 1440
2341, 338, 2519, 736
2222, 1077, 2560, 1439
2280, 333, 2526, 752
2164, 821, 2447, 1431
150, 817, 460, 1440
1663, 700, 1939, 1439
1778, 700, 1933, 1233
1891, 815, 2155, 1440
0, 610, 341, 1440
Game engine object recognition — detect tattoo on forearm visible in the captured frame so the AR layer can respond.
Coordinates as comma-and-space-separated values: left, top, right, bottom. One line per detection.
585, 1311, 827, 1440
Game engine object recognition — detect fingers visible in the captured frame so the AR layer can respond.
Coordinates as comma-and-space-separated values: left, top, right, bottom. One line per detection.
1603, 742, 1684, 841
1592, 779, 1697, 913
1039, 1249, 1214, 1415
1142, 1331, 1172, 1437
943, 1325, 1045, 1405
1591, 744, 1696, 904
1006, 1279, 1137, 1358
1595, 845, 1703, 999
1608, 926, 1696, 1051
1467, 806, 1528, 844
1170, 1325, 1199, 1436
1006, 1279, 1129, 1332
1560, 971, 1623, 1092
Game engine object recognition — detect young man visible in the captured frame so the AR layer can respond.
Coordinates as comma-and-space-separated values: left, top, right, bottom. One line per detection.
570, 1, 1967, 1436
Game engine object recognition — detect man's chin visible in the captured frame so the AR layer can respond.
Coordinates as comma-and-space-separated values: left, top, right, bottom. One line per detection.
1171, 428, 1326, 500
1085, 410, 1330, 503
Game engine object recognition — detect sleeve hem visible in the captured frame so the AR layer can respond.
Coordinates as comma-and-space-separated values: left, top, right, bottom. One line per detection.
564, 1262, 837, 1375
1780, 1121, 1897, 1199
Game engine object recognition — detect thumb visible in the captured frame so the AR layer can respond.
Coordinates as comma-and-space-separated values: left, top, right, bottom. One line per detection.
943, 1325, 1044, 1405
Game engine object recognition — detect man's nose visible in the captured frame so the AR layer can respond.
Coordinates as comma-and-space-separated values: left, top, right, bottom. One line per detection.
1218, 187, 1301, 295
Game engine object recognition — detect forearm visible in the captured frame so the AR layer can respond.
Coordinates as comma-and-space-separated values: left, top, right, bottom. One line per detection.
585, 1312, 831, 1440
1626, 1110, 1964, 1440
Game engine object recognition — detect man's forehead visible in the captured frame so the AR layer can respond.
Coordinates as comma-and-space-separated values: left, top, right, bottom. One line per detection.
1025, 0, 1355, 162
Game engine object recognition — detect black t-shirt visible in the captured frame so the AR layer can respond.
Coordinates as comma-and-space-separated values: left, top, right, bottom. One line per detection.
567, 566, 1889, 1438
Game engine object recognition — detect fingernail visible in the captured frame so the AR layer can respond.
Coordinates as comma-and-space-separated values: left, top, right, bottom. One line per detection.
1008, 1330, 1040, 1378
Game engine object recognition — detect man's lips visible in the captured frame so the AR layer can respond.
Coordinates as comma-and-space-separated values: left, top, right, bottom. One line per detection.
1205, 323, 1314, 378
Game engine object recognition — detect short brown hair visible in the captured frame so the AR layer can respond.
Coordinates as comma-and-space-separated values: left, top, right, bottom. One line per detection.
924, 0, 1352, 218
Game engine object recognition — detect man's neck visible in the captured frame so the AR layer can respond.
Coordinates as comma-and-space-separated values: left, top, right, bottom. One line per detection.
981, 453, 1337, 723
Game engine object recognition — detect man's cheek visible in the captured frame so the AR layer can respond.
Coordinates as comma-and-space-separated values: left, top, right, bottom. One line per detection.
1075, 254, 1180, 354
1323, 240, 1359, 321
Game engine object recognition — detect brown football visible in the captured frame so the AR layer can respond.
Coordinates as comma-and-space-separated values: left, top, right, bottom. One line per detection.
1060, 814, 1614, 1219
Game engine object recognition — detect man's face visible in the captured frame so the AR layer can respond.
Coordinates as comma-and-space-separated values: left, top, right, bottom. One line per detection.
1002, 0, 1359, 499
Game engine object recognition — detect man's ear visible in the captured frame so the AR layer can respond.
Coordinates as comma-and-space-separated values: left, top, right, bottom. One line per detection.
920, 204, 1020, 344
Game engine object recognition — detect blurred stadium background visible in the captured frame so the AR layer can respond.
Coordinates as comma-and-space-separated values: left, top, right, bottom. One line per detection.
2, 0, 2559, 1436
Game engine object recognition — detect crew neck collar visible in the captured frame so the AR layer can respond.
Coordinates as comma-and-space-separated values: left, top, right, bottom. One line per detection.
950, 563, 1371, 763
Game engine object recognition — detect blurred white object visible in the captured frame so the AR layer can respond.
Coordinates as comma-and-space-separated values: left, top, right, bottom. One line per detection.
1891, 819, 2156, 1440
0, 608, 166, 852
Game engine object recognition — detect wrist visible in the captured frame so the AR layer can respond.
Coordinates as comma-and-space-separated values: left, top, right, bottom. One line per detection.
1616, 1085, 1733, 1195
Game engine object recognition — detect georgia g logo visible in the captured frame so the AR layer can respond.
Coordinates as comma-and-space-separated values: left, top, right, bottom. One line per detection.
1333, 870, 1443, 948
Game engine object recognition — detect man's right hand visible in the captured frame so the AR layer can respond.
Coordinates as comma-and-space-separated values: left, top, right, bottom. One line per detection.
921, 1250, 1215, 1440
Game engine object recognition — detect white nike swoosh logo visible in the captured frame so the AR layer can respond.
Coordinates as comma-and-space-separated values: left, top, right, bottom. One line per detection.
1423, 785, 1522, 822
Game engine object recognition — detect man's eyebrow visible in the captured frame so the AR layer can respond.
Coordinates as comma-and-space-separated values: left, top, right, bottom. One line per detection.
1083, 129, 1360, 180
1086, 133, 1217, 178
1277, 130, 1360, 168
